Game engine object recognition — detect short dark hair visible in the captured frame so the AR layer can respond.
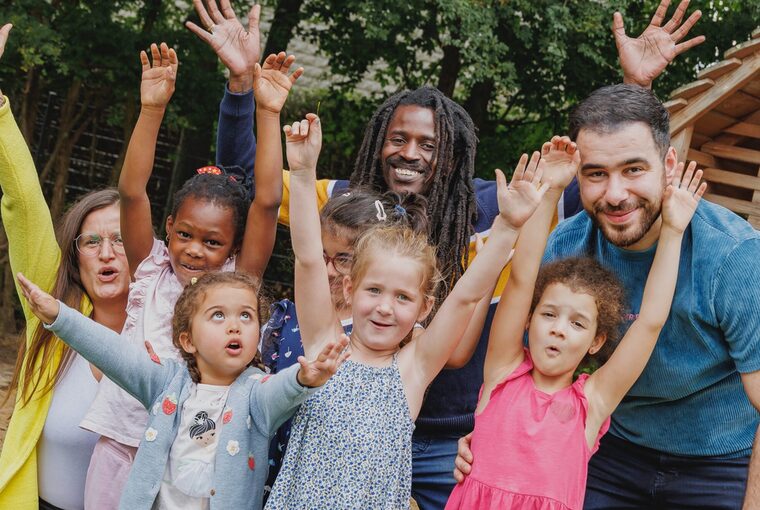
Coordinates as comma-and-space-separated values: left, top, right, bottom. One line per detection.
569, 84, 670, 157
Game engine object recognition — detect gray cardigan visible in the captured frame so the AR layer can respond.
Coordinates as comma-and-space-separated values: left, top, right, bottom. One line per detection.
48, 302, 315, 509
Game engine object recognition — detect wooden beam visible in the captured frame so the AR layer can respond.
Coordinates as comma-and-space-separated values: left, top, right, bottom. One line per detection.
670, 51, 760, 135
687, 148, 717, 167
671, 126, 694, 162
724, 122, 760, 140
698, 58, 742, 81
725, 38, 760, 60
702, 142, 760, 165
664, 98, 688, 114
704, 193, 760, 217
670, 79, 714, 100
702, 168, 760, 191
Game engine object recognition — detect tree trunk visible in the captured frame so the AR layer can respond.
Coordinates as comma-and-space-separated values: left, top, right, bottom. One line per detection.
263, 0, 305, 59
437, 44, 461, 98
109, 94, 138, 185
20, 67, 41, 145
464, 79, 494, 134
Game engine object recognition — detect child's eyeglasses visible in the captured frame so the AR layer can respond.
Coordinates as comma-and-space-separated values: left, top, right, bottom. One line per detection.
323, 252, 353, 275
74, 233, 125, 256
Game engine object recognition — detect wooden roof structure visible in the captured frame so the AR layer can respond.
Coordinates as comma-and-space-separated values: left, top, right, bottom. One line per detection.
665, 28, 760, 228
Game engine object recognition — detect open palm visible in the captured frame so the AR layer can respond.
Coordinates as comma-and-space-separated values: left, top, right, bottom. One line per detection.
254, 53, 303, 114
0, 23, 11, 61
538, 136, 580, 190
615, 0, 705, 87
497, 152, 549, 229
140, 43, 178, 108
661, 161, 706, 233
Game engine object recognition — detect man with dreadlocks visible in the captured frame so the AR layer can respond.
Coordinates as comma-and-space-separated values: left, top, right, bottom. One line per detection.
201, 0, 704, 506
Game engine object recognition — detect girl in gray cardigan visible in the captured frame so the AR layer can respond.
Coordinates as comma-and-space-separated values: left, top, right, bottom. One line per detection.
17, 271, 349, 510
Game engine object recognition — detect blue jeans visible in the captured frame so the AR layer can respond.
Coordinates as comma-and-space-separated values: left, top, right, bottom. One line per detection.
585, 434, 750, 509
411, 435, 459, 510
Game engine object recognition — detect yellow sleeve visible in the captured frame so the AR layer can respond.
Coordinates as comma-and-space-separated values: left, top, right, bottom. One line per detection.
278, 169, 333, 226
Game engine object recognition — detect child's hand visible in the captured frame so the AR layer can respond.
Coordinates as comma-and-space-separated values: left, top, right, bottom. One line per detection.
284, 114, 321, 172
538, 136, 580, 191
496, 152, 550, 230
185, 1, 260, 92
139, 43, 178, 109
296, 334, 350, 388
0, 23, 11, 61
17, 272, 60, 325
254, 52, 303, 115
661, 161, 706, 233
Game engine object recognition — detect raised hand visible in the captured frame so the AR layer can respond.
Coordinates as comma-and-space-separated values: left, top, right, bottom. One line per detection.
140, 43, 178, 109
614, 0, 705, 88
284, 114, 322, 173
17, 272, 60, 325
186, 0, 260, 92
0, 23, 11, 61
661, 161, 706, 233
296, 334, 350, 387
538, 136, 580, 191
496, 152, 550, 230
255, 53, 304, 115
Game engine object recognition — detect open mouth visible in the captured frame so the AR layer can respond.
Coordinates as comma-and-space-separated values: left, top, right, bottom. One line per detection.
225, 340, 242, 356
97, 266, 119, 282
546, 345, 561, 357
392, 166, 424, 182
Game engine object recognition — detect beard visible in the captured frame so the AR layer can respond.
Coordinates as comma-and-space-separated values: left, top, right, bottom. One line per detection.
589, 196, 662, 248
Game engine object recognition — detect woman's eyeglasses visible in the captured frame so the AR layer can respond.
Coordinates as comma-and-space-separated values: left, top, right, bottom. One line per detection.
74, 233, 125, 256
323, 252, 352, 275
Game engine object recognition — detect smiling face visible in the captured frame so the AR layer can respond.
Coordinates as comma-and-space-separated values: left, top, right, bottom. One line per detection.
76, 203, 130, 305
165, 197, 237, 286
528, 283, 606, 384
178, 285, 260, 386
344, 252, 432, 358
576, 122, 676, 251
381, 105, 438, 194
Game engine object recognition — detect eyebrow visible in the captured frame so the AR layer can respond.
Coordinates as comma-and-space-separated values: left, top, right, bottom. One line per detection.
581, 157, 650, 172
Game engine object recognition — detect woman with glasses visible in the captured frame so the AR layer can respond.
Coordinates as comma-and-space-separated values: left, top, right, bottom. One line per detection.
0, 25, 131, 510
259, 188, 428, 496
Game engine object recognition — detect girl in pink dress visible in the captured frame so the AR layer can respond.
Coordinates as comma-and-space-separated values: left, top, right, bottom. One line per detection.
445, 138, 707, 510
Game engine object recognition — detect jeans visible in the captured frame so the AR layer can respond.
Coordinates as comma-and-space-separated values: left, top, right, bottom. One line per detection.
411, 435, 459, 510
585, 434, 750, 509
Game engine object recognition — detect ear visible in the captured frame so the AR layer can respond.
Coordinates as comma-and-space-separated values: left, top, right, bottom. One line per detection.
664, 146, 678, 183
588, 332, 607, 356
178, 331, 197, 354
416, 296, 434, 323
342, 275, 353, 306
525, 312, 532, 331
165, 215, 174, 238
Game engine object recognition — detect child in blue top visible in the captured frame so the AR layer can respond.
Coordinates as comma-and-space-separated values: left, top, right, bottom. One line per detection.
17, 270, 349, 510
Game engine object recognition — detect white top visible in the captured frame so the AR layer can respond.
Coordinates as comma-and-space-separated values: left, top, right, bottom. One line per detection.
81, 239, 235, 446
37, 354, 100, 510
154, 384, 231, 510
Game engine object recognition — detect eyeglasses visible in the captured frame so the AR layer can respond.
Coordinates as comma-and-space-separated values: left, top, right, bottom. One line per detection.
323, 252, 353, 275
74, 233, 125, 256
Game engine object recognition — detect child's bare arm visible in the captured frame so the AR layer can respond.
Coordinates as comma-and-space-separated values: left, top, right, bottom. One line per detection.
237, 53, 302, 277
119, 44, 178, 276
409, 162, 549, 390
588, 162, 706, 418
286, 115, 342, 357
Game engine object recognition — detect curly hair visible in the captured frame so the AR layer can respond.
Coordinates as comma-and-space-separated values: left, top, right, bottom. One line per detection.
531, 257, 626, 367
171, 271, 268, 383
349, 86, 478, 302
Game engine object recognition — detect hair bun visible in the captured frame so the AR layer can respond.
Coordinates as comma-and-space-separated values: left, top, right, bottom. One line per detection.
382, 191, 429, 235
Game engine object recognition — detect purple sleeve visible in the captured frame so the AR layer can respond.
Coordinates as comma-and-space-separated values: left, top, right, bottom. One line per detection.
216, 84, 257, 180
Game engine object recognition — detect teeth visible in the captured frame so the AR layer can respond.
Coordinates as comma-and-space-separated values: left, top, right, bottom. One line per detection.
394, 167, 420, 177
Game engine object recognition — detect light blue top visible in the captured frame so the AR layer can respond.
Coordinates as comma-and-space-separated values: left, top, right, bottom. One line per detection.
47, 302, 316, 509
544, 200, 760, 457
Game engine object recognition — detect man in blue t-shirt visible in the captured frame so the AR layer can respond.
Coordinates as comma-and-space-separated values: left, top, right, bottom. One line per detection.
456, 83, 760, 508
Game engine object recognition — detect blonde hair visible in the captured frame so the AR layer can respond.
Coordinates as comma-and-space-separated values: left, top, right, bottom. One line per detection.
351, 225, 441, 306
172, 271, 267, 383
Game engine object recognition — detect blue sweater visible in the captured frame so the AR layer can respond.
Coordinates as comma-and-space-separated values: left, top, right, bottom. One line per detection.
216, 86, 583, 436
47, 303, 315, 509
544, 201, 760, 457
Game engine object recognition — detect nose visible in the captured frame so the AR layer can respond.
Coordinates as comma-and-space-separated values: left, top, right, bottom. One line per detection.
326, 260, 339, 278
398, 141, 420, 162
227, 319, 241, 334
185, 241, 204, 258
603, 174, 629, 206
375, 297, 393, 316
550, 317, 567, 339
98, 238, 116, 261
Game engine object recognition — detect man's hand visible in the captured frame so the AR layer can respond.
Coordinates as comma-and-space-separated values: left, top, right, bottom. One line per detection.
186, 0, 261, 93
254, 52, 303, 115
139, 43, 178, 109
296, 334, 350, 388
538, 136, 580, 192
615, 0, 705, 88
17, 272, 60, 326
453, 433, 474, 483
284, 114, 322, 173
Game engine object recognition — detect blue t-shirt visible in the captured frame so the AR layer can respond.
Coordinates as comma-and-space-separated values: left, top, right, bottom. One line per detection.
544, 200, 760, 457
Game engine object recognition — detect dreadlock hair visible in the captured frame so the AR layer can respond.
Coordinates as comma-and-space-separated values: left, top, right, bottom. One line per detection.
531, 257, 626, 368
349, 86, 478, 301
170, 172, 250, 252
172, 271, 268, 383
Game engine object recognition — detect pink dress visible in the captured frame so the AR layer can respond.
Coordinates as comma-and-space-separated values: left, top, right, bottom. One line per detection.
445, 350, 610, 510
